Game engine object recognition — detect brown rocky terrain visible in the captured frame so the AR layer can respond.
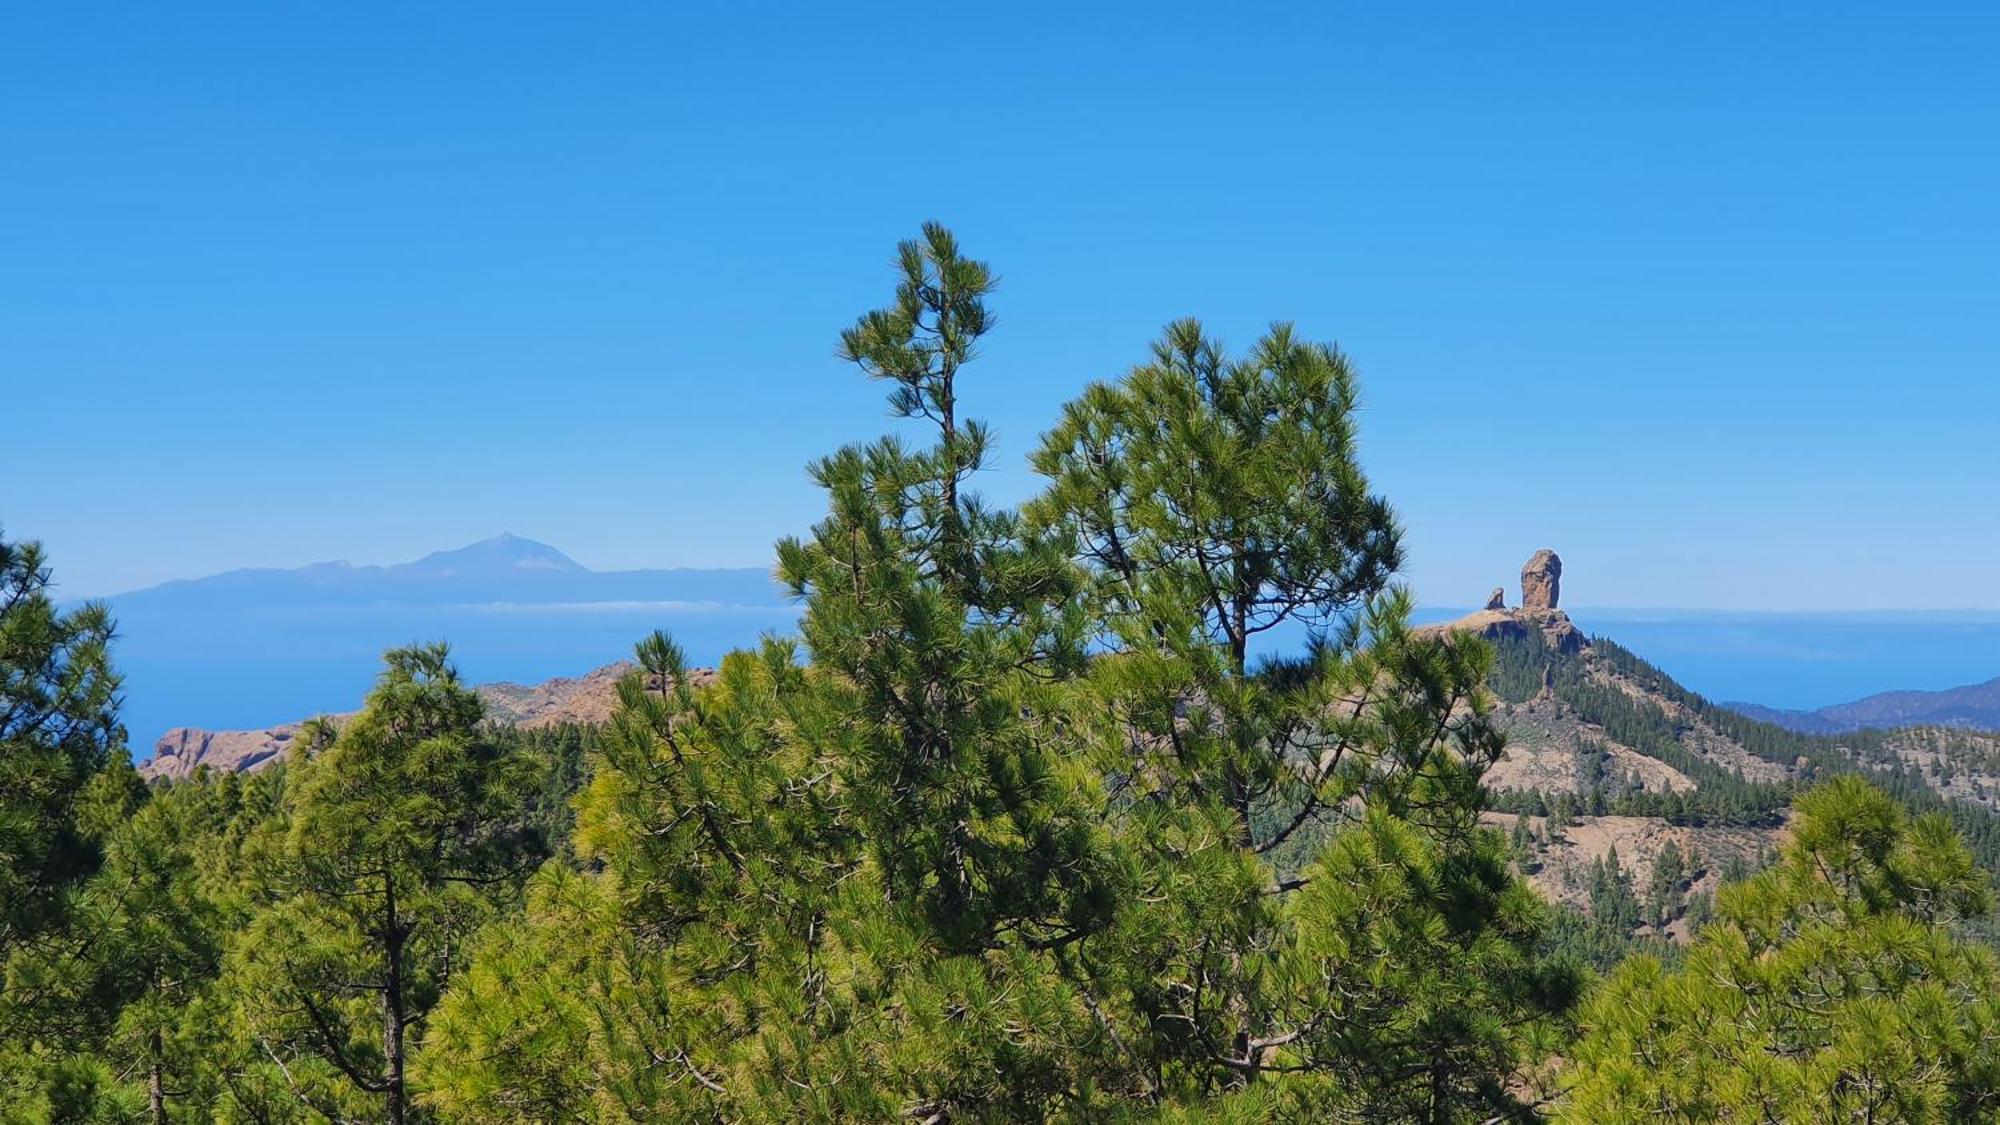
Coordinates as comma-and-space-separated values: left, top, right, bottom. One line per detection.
1480, 810, 1784, 937
1482, 652, 1792, 790
1868, 725, 2000, 812
141, 661, 717, 780
1476, 631, 2000, 812
1482, 698, 1697, 795
147, 722, 319, 779
481, 661, 641, 727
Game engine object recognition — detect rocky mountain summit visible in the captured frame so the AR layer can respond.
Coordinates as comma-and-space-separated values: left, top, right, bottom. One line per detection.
141, 660, 717, 780
1418, 549, 1587, 654
106, 533, 782, 611
1411, 551, 2000, 921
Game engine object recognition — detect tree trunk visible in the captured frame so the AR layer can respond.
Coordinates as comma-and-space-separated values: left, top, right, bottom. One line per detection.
940, 372, 958, 512
148, 1025, 167, 1125
383, 870, 407, 1125
1226, 622, 1255, 844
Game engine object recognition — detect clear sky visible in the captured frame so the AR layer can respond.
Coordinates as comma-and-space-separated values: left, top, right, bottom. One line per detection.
7, 3, 1997, 609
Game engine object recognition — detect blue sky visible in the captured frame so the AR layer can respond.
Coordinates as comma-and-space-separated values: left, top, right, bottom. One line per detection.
7, 3, 1997, 609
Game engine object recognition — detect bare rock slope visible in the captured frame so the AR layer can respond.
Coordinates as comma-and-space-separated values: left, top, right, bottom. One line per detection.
148, 723, 316, 779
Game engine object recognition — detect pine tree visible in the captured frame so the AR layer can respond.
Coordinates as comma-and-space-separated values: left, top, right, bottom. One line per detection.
1028, 319, 1576, 1117
422, 226, 1129, 1121
0, 532, 123, 957
419, 636, 889, 1122
1562, 777, 2000, 1121
771, 224, 1129, 1113
228, 644, 535, 1124
1643, 840, 1688, 933
778, 222, 1116, 956
1585, 847, 1641, 937
7, 782, 229, 1122
1029, 318, 1409, 848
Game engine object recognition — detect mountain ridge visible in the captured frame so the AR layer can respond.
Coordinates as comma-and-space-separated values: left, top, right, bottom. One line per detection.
1724, 674, 2000, 734
1415, 553, 2000, 923
109, 534, 781, 608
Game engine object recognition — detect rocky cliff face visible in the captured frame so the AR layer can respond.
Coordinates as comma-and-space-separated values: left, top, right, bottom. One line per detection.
481, 661, 661, 728
140, 661, 718, 780
148, 723, 315, 778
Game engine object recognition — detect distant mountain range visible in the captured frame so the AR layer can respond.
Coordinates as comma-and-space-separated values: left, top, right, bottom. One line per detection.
113, 532, 782, 610
1725, 676, 2000, 734
100, 535, 794, 751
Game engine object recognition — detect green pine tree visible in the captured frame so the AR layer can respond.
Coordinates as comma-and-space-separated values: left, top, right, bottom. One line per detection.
0, 532, 123, 958
226, 644, 535, 1124
1561, 777, 2000, 1122
1029, 317, 1578, 1118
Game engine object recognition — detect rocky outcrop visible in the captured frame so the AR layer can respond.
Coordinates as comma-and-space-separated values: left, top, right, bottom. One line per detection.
1520, 549, 1561, 610
148, 723, 311, 778
1417, 551, 1588, 655
480, 662, 718, 728
140, 661, 718, 780
1430, 609, 1530, 643
478, 662, 639, 728
1530, 610, 1587, 654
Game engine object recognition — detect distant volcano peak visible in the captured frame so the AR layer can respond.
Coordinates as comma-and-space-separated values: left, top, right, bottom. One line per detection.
399, 534, 586, 577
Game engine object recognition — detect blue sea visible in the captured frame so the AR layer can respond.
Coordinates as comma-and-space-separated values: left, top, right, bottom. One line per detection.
112, 601, 2000, 752
114, 600, 801, 750
1554, 608, 2000, 711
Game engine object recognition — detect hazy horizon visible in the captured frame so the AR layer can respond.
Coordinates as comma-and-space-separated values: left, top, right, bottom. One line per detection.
58, 532, 2000, 617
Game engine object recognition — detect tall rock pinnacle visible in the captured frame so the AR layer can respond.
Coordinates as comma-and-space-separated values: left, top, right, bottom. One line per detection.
1412, 548, 1585, 654
1521, 549, 1562, 610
